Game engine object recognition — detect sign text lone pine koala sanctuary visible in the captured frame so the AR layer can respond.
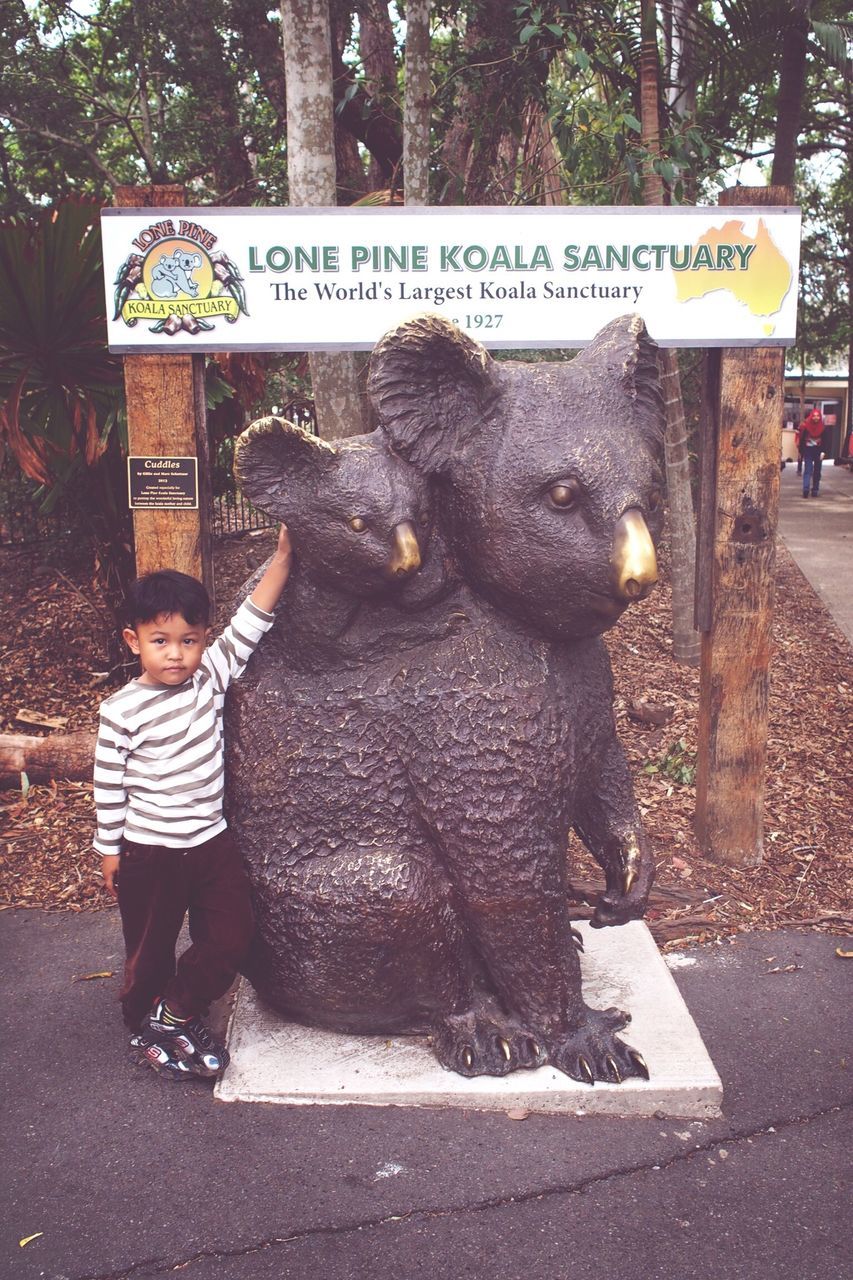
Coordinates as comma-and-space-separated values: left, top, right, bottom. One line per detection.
225, 313, 664, 1084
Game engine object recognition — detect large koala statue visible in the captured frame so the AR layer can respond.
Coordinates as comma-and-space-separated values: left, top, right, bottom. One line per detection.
226, 313, 665, 1085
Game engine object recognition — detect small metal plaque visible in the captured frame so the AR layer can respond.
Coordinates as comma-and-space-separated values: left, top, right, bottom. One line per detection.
128, 456, 198, 509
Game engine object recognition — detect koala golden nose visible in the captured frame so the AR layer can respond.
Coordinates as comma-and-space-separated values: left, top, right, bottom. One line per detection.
388, 521, 421, 578
611, 509, 658, 602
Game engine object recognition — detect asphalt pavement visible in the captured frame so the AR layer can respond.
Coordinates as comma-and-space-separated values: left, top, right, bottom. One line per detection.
2, 461, 851, 1280
2, 913, 850, 1280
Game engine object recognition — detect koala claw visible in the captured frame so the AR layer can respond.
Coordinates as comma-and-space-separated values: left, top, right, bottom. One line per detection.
604, 1053, 622, 1083
434, 1006, 545, 1077
578, 1055, 595, 1085
629, 1049, 650, 1080
544, 1005, 648, 1085
570, 927, 585, 952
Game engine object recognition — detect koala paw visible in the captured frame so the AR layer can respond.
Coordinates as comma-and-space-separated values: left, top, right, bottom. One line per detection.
432, 1006, 546, 1077
545, 1006, 649, 1085
591, 866, 653, 927
590, 889, 648, 928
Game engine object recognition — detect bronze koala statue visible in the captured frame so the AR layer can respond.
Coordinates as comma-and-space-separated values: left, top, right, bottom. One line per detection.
227, 313, 665, 1084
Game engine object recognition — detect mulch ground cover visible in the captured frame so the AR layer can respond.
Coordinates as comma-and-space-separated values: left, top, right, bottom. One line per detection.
1, 528, 850, 950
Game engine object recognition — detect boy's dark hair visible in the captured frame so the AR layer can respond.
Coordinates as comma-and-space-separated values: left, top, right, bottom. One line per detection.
123, 570, 211, 630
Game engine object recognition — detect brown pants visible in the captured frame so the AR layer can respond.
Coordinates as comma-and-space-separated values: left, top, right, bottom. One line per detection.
117, 828, 254, 1030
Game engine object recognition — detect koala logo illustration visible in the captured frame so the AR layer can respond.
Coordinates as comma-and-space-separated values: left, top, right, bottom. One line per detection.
170, 250, 202, 295
149, 250, 203, 298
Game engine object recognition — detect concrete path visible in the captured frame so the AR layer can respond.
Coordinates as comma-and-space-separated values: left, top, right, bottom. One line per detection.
778, 458, 853, 644
1, 910, 850, 1280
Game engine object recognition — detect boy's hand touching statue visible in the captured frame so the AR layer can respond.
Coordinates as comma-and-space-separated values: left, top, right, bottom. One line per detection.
249, 524, 293, 615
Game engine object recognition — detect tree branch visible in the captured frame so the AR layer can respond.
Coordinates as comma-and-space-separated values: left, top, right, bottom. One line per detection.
4, 115, 118, 185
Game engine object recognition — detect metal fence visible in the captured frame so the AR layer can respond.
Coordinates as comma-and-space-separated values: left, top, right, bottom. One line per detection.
0, 400, 316, 548
212, 489, 276, 537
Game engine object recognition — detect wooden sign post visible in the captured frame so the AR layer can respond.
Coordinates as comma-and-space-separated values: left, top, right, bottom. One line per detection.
114, 185, 214, 597
694, 185, 792, 865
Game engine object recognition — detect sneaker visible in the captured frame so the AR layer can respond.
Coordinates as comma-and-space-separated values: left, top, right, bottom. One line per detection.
137, 1039, 202, 1081
132, 999, 230, 1077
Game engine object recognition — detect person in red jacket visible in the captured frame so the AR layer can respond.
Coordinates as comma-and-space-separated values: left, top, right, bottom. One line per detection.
800, 407, 828, 497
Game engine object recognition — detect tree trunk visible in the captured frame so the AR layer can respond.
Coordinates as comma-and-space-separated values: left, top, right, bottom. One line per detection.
172, 8, 255, 201
281, 0, 366, 438
329, 3, 402, 192
840, 88, 845, 460
0, 732, 95, 788
771, 1, 811, 189
404, 0, 432, 206
440, 0, 548, 205
520, 100, 565, 205
358, 0, 403, 191
666, 0, 699, 119
660, 351, 701, 664
640, 0, 700, 667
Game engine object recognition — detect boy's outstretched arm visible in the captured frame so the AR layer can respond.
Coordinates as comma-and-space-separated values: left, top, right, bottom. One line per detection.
250, 524, 293, 614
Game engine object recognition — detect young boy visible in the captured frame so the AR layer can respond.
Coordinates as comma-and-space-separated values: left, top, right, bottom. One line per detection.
93, 527, 292, 1080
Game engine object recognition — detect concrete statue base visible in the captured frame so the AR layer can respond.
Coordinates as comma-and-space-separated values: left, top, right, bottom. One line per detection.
215, 922, 722, 1118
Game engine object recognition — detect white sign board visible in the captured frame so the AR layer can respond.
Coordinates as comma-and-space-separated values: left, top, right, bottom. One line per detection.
101, 205, 801, 353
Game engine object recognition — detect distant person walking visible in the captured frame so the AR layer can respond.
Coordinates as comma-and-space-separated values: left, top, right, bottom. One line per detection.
801, 407, 828, 497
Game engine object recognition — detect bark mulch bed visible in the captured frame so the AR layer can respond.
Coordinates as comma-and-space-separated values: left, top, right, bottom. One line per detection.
1, 529, 851, 951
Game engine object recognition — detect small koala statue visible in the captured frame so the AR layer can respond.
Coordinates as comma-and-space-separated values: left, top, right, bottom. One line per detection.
227, 313, 665, 1085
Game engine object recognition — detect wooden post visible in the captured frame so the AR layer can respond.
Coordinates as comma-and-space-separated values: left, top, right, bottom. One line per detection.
114, 185, 213, 597
694, 185, 792, 865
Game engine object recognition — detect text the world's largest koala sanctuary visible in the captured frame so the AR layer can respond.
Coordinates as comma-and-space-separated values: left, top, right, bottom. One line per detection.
226, 314, 664, 1085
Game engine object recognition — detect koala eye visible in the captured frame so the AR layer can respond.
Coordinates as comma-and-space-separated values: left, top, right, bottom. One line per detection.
349, 516, 367, 533
648, 487, 663, 512
549, 480, 581, 510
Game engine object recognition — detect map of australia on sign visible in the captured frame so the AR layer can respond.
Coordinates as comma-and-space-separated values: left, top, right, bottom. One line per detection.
674, 219, 792, 331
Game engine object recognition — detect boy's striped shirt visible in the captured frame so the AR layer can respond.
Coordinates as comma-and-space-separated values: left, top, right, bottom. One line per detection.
93, 597, 274, 855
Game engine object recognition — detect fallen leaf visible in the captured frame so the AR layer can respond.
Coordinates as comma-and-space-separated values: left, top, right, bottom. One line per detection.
836, 948, 853, 959
72, 970, 115, 982
506, 1108, 529, 1120
764, 964, 803, 974
19, 1233, 43, 1248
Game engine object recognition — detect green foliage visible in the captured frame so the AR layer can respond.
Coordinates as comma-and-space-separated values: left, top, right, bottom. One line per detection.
1, 0, 288, 212
0, 197, 132, 617
0, 199, 125, 473
644, 739, 697, 787
506, 2, 724, 204
795, 157, 851, 371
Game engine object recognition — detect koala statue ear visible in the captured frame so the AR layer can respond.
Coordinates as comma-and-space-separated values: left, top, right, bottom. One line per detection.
234, 416, 338, 517
367, 313, 495, 472
576, 314, 665, 453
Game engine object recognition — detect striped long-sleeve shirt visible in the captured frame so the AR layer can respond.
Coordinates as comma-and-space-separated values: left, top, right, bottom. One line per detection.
93, 597, 274, 855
